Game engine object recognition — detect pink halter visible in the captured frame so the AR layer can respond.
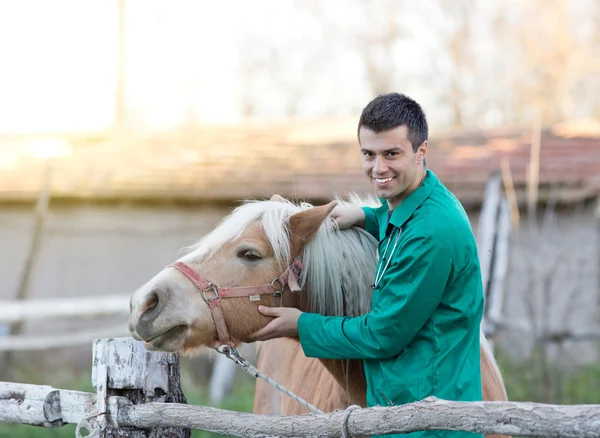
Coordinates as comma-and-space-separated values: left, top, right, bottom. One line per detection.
167, 257, 303, 344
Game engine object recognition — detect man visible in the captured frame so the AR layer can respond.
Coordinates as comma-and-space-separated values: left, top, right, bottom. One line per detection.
249, 93, 484, 438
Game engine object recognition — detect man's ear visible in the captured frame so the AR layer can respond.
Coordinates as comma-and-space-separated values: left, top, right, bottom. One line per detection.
418, 141, 428, 164
288, 201, 337, 257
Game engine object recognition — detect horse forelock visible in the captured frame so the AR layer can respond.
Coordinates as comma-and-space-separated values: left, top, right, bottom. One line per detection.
183, 200, 299, 264
185, 195, 380, 318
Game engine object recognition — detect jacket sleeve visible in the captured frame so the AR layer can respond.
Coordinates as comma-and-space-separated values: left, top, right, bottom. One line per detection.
361, 206, 379, 240
298, 233, 452, 360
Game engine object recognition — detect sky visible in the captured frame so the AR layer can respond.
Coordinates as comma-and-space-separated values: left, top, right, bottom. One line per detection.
0, 0, 443, 134
0, 0, 595, 134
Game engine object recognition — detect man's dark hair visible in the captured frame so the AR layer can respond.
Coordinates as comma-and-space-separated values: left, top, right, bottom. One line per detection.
358, 93, 428, 152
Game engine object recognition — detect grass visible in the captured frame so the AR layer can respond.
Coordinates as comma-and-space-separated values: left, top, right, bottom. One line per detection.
494, 346, 600, 405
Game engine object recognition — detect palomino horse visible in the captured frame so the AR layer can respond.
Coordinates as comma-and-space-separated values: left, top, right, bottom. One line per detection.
129, 195, 509, 438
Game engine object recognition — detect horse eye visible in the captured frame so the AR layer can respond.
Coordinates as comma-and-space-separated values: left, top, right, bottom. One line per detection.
239, 250, 262, 262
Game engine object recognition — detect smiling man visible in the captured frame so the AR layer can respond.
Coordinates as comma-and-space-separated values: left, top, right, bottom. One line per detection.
250, 93, 485, 438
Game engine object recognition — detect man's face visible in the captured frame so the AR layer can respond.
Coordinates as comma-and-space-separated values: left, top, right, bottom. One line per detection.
359, 125, 427, 210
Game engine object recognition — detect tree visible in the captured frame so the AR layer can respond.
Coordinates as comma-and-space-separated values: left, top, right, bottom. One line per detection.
490, 0, 600, 125
114, 0, 127, 135
435, 0, 477, 128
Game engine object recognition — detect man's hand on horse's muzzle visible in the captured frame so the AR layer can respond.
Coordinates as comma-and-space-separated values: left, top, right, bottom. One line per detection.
248, 306, 302, 341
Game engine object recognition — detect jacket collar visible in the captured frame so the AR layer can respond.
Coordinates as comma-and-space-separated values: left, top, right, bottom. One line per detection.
377, 169, 438, 239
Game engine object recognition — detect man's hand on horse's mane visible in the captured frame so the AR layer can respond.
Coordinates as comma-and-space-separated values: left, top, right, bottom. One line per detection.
248, 306, 302, 341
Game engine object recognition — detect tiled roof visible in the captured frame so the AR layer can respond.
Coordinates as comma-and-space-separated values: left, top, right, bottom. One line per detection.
1, 118, 599, 207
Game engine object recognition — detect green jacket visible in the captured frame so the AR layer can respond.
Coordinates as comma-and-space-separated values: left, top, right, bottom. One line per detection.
298, 170, 484, 438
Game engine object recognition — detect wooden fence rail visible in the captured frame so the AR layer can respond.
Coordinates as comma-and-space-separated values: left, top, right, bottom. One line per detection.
2, 383, 599, 437
0, 328, 129, 352
0, 295, 130, 324
0, 295, 131, 351
0, 382, 94, 428
0, 337, 599, 437
110, 397, 600, 438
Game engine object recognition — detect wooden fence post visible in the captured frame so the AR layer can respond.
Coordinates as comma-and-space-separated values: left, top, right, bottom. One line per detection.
92, 337, 190, 438
477, 171, 511, 341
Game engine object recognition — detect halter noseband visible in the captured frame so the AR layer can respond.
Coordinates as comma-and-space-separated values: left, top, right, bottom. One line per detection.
167, 256, 303, 344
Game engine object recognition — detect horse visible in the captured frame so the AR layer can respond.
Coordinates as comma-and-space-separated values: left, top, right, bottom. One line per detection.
128, 195, 509, 438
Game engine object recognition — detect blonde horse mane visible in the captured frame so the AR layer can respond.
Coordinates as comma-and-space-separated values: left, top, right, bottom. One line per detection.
186, 195, 381, 317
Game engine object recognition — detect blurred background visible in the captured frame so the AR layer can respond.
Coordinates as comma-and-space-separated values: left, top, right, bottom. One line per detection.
0, 0, 599, 436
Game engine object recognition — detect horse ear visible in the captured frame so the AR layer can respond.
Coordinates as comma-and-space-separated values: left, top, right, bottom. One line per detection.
288, 201, 337, 257
270, 194, 287, 203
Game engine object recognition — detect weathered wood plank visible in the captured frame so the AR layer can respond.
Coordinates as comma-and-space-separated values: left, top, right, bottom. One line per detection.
0, 327, 130, 351
0, 329, 213, 353
2, 381, 600, 437
110, 396, 600, 438
0, 295, 130, 323
93, 337, 190, 437
477, 173, 502, 294
0, 382, 95, 427
486, 198, 511, 335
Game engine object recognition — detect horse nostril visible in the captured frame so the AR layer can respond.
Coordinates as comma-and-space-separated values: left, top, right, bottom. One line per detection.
145, 291, 160, 312
139, 290, 162, 323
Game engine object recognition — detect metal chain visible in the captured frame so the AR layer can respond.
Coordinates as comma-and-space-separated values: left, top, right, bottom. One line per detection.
216, 345, 324, 414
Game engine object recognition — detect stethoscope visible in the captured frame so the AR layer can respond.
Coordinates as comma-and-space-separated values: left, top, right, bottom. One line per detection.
371, 226, 402, 290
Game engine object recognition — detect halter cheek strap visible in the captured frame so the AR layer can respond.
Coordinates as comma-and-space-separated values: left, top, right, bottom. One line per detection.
167, 256, 303, 345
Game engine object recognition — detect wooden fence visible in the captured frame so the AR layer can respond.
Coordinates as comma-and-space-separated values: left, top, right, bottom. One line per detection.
477, 170, 512, 339
475, 169, 600, 344
0, 295, 130, 351
0, 294, 246, 406
1, 337, 599, 437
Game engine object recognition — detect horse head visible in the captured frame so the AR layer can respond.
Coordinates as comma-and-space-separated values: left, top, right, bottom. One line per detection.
128, 195, 377, 355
